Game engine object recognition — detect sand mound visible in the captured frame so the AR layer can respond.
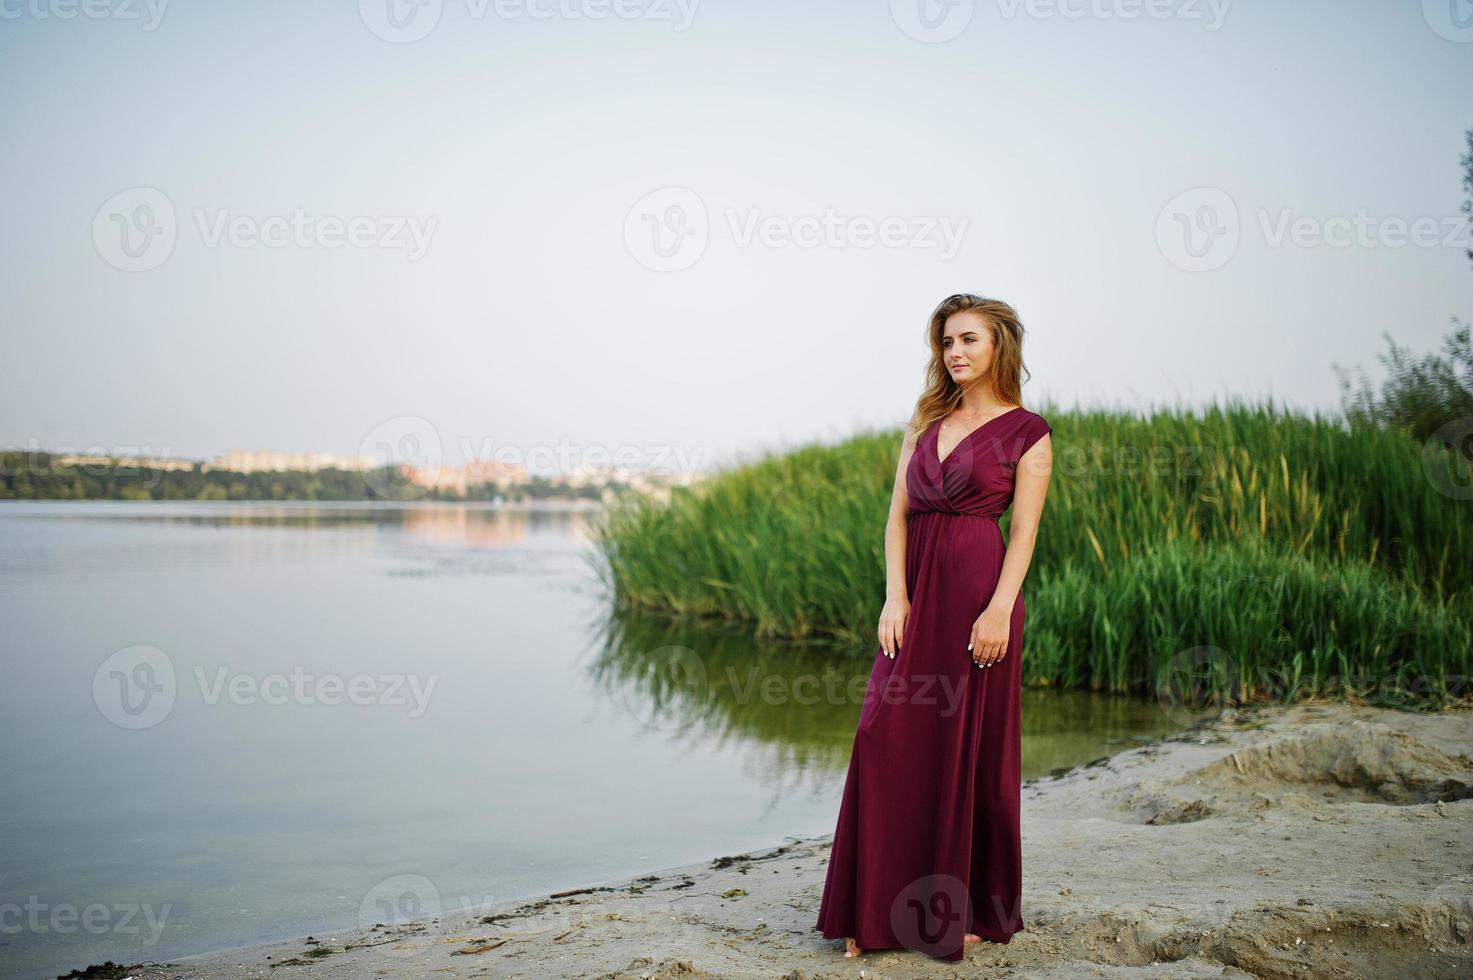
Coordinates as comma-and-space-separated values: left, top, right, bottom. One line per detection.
1030, 901, 1473, 978
1188, 720, 1473, 806
1203, 904, 1472, 979
594, 957, 715, 979
1113, 719, 1473, 824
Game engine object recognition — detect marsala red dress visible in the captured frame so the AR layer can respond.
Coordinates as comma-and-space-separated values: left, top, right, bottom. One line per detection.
815, 406, 1052, 961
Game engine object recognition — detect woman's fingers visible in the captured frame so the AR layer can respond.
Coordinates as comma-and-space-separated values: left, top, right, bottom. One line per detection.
970, 636, 1009, 667
879, 620, 900, 659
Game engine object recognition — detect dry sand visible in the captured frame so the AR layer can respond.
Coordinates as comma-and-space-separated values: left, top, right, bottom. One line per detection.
89, 701, 1473, 979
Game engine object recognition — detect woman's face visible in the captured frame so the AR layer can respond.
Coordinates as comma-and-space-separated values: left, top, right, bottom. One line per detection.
941, 311, 995, 385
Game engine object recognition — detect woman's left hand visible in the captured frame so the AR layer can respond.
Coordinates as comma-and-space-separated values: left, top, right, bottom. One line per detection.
967, 605, 1011, 668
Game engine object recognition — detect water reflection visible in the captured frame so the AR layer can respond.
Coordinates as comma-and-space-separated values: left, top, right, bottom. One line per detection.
5, 499, 602, 546
0, 501, 604, 583
588, 609, 861, 782
590, 606, 1197, 788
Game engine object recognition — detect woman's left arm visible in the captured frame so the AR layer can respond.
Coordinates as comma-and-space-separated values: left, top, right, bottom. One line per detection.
988, 433, 1053, 613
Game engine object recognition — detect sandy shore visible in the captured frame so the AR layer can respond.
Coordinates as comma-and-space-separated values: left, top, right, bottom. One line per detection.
87, 700, 1473, 979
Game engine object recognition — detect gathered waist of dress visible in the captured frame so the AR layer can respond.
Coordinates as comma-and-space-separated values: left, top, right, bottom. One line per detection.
907, 507, 1002, 523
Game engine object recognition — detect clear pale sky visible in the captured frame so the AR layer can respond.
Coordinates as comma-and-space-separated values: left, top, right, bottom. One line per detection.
1, 0, 1470, 475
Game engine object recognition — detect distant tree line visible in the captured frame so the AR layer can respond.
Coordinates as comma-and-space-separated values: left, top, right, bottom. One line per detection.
0, 453, 606, 503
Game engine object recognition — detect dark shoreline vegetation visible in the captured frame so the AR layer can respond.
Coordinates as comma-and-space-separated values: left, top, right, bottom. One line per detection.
590, 397, 1473, 712
0, 454, 604, 503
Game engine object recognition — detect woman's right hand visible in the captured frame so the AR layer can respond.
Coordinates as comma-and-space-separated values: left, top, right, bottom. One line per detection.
878, 596, 909, 659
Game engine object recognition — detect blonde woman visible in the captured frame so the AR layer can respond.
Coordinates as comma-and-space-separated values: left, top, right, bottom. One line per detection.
815, 293, 1053, 961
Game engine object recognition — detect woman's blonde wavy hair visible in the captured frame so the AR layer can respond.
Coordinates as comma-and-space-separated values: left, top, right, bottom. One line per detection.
907, 293, 1032, 442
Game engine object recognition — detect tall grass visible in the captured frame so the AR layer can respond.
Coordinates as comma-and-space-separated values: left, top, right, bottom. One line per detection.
1024, 537, 1472, 705
589, 400, 1473, 707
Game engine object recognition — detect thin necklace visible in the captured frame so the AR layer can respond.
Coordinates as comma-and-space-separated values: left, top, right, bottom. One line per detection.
941, 400, 1009, 429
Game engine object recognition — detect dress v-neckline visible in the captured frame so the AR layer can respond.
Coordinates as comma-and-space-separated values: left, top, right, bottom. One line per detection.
934, 406, 1023, 466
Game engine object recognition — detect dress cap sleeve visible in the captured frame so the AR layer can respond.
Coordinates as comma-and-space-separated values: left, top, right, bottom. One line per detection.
1017, 413, 1052, 459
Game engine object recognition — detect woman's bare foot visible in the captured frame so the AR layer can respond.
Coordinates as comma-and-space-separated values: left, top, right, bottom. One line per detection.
844, 937, 863, 957
965, 932, 982, 944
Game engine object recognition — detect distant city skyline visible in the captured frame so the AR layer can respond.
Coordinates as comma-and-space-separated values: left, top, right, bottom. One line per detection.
11, 429, 722, 480
30, 440, 701, 483
2, 2, 1470, 471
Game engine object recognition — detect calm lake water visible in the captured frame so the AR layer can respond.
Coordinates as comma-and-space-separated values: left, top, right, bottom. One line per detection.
0, 500, 1188, 979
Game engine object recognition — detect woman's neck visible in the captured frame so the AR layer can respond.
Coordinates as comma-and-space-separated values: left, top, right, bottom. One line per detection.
956, 388, 1010, 417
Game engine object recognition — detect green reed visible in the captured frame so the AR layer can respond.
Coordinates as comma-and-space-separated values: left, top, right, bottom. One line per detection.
588, 400, 1473, 707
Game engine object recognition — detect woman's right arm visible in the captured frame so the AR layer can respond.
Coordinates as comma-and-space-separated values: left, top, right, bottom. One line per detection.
878, 428, 916, 659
